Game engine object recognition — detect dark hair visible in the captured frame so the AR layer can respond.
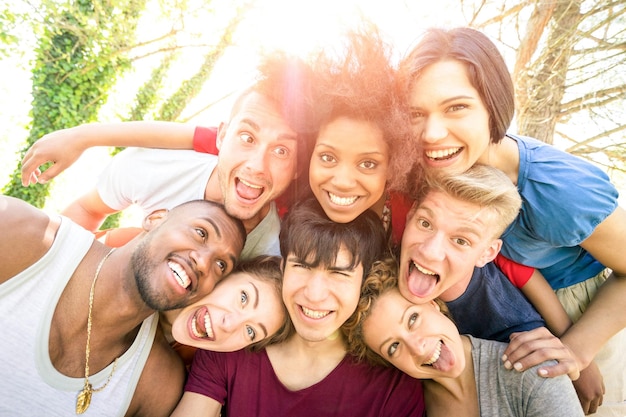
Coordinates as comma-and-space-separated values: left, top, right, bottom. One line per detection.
399, 27, 515, 144
279, 197, 390, 280
308, 23, 414, 192
344, 257, 453, 366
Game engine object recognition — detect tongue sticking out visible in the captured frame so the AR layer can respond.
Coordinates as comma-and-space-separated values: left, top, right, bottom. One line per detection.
236, 179, 263, 200
406, 265, 438, 298
430, 343, 456, 373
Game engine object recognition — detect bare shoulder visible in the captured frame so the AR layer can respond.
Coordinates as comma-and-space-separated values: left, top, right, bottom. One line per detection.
0, 196, 59, 283
125, 327, 186, 417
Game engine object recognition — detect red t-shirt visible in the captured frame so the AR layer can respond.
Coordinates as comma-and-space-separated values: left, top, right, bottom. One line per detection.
186, 348, 426, 416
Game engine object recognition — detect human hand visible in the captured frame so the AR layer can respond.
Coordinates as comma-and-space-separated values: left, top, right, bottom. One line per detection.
20, 127, 86, 186
502, 327, 581, 380
572, 361, 605, 415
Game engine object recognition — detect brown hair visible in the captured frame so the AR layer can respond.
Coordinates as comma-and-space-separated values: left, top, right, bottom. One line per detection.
398, 27, 515, 144
344, 258, 453, 366
344, 257, 399, 366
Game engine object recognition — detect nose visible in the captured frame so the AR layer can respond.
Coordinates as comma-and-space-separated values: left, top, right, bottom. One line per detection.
304, 271, 330, 302
216, 311, 239, 334
189, 247, 219, 293
420, 115, 448, 144
330, 163, 357, 190
245, 146, 270, 173
407, 335, 428, 357
418, 233, 445, 263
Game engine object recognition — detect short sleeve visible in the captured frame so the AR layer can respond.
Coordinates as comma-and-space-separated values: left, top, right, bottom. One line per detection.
193, 126, 219, 154
184, 349, 228, 404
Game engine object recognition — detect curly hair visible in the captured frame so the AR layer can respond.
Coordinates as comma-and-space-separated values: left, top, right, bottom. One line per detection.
343, 257, 398, 367
307, 23, 418, 194
343, 258, 454, 366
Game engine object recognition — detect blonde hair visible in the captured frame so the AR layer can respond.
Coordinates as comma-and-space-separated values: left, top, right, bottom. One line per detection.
411, 164, 521, 238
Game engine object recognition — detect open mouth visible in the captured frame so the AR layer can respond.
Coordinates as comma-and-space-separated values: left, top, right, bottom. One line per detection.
301, 306, 331, 319
406, 261, 439, 298
191, 307, 215, 340
236, 178, 264, 201
425, 147, 461, 161
169, 261, 191, 290
423, 340, 442, 366
328, 192, 358, 206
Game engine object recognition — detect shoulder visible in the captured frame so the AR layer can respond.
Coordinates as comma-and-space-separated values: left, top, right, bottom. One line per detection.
127, 327, 186, 417
0, 196, 60, 283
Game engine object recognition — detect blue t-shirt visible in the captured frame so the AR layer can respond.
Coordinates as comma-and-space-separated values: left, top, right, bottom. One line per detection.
446, 262, 545, 342
500, 134, 619, 289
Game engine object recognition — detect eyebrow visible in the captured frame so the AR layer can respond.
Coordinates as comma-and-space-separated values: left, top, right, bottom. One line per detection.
250, 281, 259, 309
240, 118, 298, 142
314, 142, 386, 158
377, 304, 412, 353
411, 95, 477, 109
248, 281, 268, 339
201, 216, 239, 267
201, 217, 222, 239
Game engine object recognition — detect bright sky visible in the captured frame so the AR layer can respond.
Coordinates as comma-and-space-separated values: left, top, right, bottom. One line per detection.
2, 0, 622, 210
0, 0, 473, 215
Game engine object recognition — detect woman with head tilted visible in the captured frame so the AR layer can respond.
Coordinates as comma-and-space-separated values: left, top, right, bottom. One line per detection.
345, 259, 584, 417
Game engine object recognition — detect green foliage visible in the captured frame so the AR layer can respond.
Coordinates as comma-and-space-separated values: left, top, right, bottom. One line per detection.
2, 0, 146, 207
100, 211, 123, 230
0, 9, 19, 58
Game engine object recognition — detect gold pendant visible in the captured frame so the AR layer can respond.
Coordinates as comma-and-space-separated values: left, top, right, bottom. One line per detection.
76, 384, 92, 414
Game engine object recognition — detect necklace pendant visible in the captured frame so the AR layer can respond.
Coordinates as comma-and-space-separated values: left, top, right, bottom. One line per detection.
76, 383, 93, 414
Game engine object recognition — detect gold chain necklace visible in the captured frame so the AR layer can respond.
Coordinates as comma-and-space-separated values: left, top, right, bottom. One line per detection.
76, 247, 119, 414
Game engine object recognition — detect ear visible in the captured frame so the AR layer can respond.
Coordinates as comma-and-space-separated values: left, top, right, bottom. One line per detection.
142, 208, 169, 232
475, 239, 502, 268
216, 122, 227, 150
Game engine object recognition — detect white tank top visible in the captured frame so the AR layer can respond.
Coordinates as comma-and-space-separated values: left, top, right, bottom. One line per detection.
0, 216, 158, 416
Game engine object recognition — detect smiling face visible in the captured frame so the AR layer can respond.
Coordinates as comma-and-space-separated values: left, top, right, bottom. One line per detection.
363, 289, 465, 379
282, 246, 363, 342
171, 271, 285, 351
397, 190, 501, 304
216, 91, 299, 225
309, 117, 389, 223
132, 201, 245, 311
409, 60, 492, 175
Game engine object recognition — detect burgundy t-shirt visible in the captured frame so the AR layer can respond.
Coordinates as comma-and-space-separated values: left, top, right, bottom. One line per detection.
185, 348, 425, 417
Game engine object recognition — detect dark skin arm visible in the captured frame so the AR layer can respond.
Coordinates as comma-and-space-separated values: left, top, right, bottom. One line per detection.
125, 327, 186, 417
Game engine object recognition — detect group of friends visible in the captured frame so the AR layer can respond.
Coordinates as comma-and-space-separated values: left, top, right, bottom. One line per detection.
1, 23, 625, 417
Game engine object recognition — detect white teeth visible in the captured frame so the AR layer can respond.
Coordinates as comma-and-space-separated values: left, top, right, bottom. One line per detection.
424, 341, 442, 365
191, 310, 214, 339
413, 261, 436, 275
328, 192, 358, 206
191, 316, 202, 337
204, 312, 214, 339
302, 306, 331, 319
168, 261, 190, 289
425, 148, 461, 160
239, 178, 262, 189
